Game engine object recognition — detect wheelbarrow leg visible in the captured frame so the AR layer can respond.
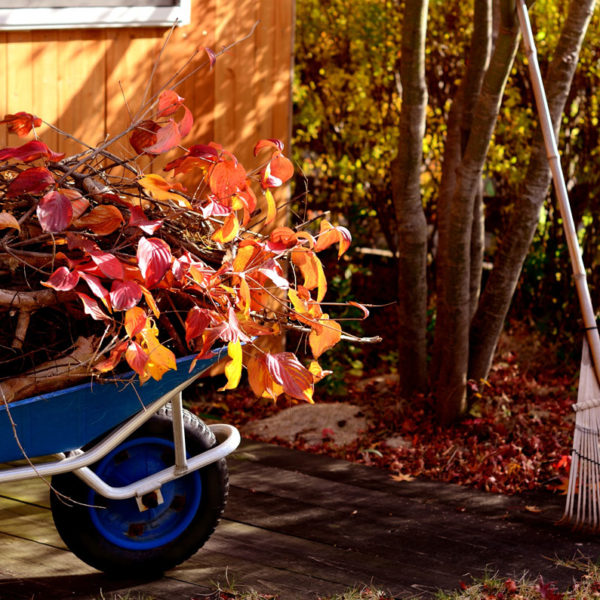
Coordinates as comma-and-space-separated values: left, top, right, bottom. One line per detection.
171, 391, 188, 475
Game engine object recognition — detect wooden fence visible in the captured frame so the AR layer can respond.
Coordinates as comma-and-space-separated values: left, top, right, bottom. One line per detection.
0, 0, 294, 169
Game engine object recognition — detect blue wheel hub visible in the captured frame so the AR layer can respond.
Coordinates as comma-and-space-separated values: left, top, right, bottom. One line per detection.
88, 436, 203, 550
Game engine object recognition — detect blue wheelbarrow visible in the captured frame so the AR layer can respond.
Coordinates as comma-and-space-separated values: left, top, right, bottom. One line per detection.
0, 350, 240, 576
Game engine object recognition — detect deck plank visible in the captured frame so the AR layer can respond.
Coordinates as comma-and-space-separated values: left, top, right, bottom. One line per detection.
0, 440, 597, 598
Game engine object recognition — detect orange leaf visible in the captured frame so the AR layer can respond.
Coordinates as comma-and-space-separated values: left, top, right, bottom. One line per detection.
209, 159, 247, 199
94, 341, 128, 373
309, 315, 342, 358
233, 243, 260, 272
124, 306, 148, 338
291, 250, 327, 302
0, 211, 20, 231
75, 205, 124, 236
211, 212, 239, 244
314, 220, 352, 257
138, 174, 189, 207
270, 153, 294, 185
140, 285, 160, 318
247, 354, 283, 400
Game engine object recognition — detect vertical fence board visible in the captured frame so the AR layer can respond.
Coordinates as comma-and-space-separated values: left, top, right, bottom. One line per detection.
56, 30, 106, 157
31, 31, 59, 150
5, 31, 33, 147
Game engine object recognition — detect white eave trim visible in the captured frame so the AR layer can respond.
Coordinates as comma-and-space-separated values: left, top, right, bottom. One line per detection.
0, 2, 191, 30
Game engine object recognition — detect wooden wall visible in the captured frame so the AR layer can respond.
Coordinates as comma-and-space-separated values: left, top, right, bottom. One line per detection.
0, 0, 294, 171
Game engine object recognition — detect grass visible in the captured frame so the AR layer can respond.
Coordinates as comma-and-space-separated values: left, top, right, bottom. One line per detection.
91, 560, 600, 600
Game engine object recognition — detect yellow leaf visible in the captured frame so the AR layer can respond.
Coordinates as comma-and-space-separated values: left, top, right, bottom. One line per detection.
140, 327, 176, 380
309, 360, 333, 382
211, 212, 240, 244
0, 211, 20, 231
309, 315, 342, 358
265, 188, 276, 225
219, 340, 242, 391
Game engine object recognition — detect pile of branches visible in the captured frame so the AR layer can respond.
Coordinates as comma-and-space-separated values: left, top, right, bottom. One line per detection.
0, 80, 365, 405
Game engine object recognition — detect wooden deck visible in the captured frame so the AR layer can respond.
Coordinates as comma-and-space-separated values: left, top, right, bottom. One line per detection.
0, 440, 599, 599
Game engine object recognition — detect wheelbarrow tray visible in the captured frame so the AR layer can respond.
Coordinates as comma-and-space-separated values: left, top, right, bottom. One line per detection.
0, 350, 225, 463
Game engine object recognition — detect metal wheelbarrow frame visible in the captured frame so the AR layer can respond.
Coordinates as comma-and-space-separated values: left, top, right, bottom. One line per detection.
0, 349, 241, 575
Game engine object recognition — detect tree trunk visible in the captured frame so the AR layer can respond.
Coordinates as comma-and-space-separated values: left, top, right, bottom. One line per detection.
431, 0, 492, 382
391, 0, 429, 397
469, 0, 597, 382
434, 0, 520, 424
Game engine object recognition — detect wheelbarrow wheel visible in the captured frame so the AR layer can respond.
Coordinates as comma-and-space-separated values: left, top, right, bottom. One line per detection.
50, 405, 228, 576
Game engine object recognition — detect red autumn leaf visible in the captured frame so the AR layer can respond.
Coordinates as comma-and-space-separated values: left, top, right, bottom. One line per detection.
88, 250, 125, 280
144, 120, 182, 155
209, 160, 247, 199
267, 227, 298, 251
137, 236, 172, 288
41, 266, 80, 291
0, 140, 64, 163
62, 189, 90, 219
75, 205, 124, 235
0, 112, 42, 137
265, 352, 314, 403
6, 166, 54, 197
78, 271, 110, 306
37, 190, 73, 233
185, 306, 212, 346
157, 89, 184, 117
76, 292, 110, 321
110, 279, 142, 311
128, 205, 163, 235
214, 307, 251, 344
125, 341, 149, 377
178, 105, 193, 138
129, 120, 160, 155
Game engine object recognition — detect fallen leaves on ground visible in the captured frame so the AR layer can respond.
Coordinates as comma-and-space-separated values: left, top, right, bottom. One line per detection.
195, 343, 578, 496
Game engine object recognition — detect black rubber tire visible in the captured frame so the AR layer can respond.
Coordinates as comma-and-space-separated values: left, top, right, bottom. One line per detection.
50, 406, 228, 576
